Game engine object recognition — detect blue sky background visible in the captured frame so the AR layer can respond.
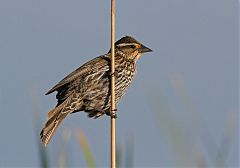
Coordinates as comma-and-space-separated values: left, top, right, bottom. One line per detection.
0, 0, 238, 167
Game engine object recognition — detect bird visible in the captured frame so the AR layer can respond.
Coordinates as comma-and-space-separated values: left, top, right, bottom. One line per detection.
40, 36, 152, 146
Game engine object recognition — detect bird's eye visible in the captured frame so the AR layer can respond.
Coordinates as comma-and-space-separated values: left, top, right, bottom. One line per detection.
130, 45, 136, 49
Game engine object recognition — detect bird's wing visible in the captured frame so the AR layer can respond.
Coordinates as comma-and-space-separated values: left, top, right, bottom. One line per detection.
46, 55, 110, 95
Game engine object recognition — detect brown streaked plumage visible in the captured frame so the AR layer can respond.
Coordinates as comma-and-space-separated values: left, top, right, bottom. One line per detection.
40, 36, 152, 146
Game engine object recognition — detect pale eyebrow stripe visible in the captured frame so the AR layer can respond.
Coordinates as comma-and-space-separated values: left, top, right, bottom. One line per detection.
116, 43, 137, 47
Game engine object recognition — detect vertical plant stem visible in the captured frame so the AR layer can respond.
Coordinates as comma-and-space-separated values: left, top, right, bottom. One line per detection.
110, 0, 116, 167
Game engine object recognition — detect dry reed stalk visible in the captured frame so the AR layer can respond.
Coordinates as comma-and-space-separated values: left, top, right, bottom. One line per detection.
110, 0, 116, 167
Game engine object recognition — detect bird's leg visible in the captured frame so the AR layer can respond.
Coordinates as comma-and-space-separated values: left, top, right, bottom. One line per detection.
106, 109, 117, 118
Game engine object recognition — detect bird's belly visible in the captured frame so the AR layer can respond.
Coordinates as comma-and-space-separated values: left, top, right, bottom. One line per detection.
82, 67, 135, 115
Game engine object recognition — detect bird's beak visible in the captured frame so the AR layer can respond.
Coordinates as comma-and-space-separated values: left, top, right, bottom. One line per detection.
138, 44, 153, 53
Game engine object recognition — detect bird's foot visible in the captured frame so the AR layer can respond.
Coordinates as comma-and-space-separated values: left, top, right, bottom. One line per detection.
106, 109, 117, 118
110, 71, 118, 77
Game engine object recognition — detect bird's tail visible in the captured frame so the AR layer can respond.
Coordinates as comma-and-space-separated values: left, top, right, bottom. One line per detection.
40, 98, 71, 146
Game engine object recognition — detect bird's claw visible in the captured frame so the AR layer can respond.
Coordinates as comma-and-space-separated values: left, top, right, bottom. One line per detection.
110, 71, 118, 77
106, 109, 117, 118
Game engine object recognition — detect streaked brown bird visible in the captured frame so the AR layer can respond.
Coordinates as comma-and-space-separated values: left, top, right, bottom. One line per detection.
40, 36, 152, 146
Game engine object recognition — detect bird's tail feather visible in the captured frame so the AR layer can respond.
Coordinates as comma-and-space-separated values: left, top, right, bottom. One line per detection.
40, 99, 71, 146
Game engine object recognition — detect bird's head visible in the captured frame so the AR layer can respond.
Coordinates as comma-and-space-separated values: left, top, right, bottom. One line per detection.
108, 36, 152, 61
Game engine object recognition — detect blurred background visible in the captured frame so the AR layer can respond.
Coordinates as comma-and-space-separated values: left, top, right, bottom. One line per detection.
0, 0, 238, 167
